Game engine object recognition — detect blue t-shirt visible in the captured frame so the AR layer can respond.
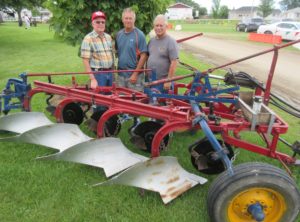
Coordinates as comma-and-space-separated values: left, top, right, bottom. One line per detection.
116, 28, 147, 74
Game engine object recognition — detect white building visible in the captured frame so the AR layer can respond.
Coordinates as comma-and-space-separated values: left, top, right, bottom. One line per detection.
265, 9, 282, 21
280, 7, 300, 21
229, 6, 262, 20
165, 3, 193, 20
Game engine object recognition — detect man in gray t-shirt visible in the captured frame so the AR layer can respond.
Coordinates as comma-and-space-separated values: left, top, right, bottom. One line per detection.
147, 15, 178, 92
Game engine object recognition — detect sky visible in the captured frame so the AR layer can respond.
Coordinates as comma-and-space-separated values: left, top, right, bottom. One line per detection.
194, 0, 281, 11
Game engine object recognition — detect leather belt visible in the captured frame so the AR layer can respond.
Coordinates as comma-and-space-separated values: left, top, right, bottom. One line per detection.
92, 68, 110, 71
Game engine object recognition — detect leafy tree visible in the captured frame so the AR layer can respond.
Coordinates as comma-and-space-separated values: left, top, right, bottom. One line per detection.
279, 0, 300, 10
211, 0, 221, 18
219, 5, 229, 18
259, 0, 275, 17
46, 0, 171, 46
197, 7, 208, 17
175, 0, 207, 18
0, 0, 44, 26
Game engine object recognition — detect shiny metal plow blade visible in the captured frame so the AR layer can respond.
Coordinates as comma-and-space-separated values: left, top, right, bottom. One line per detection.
0, 112, 53, 134
97, 156, 207, 204
40, 137, 148, 177
2, 123, 92, 151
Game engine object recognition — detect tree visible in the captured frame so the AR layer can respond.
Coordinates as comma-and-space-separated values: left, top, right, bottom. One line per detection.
46, 0, 171, 46
279, 0, 300, 10
259, 0, 275, 17
197, 7, 208, 17
175, 0, 207, 18
0, 0, 44, 26
219, 5, 229, 18
211, 0, 221, 18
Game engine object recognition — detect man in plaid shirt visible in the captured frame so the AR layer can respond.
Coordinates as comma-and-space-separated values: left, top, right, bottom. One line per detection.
81, 11, 114, 89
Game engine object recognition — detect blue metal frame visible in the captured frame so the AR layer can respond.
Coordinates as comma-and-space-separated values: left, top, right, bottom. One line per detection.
0, 73, 30, 114
190, 71, 234, 175
145, 70, 239, 105
145, 71, 236, 175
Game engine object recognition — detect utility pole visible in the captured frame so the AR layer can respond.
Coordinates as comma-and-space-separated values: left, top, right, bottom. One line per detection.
250, 0, 255, 17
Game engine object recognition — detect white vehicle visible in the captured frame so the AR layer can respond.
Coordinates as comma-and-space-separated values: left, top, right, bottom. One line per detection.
257, 21, 300, 41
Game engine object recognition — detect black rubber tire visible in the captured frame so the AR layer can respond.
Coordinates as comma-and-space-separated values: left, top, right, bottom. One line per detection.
62, 103, 84, 125
264, 30, 273, 35
207, 162, 300, 222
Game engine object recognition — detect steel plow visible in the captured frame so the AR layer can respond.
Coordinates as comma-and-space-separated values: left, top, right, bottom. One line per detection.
0, 112, 206, 203
96, 156, 207, 204
1, 122, 92, 151
39, 137, 148, 177
0, 112, 53, 134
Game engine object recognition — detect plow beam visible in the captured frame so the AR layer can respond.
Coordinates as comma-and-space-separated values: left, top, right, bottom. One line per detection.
96, 156, 207, 204
40, 138, 148, 177
1, 123, 92, 151
0, 112, 53, 134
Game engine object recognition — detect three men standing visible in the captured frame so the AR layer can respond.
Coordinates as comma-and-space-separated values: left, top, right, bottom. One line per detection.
81, 10, 178, 93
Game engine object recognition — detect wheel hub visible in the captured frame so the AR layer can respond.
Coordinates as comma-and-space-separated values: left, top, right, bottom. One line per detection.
228, 187, 286, 222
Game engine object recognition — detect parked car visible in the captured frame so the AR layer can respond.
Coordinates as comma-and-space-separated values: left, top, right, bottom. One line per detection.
257, 21, 300, 41
236, 18, 265, 32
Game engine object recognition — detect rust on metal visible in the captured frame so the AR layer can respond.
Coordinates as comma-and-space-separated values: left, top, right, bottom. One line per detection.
167, 176, 180, 184
169, 181, 193, 199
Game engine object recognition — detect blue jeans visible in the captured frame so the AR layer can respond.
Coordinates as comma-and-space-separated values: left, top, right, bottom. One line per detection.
91, 68, 113, 86
91, 68, 113, 112
94, 72, 113, 86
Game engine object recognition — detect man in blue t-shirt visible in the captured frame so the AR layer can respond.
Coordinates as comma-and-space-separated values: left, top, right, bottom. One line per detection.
116, 8, 148, 92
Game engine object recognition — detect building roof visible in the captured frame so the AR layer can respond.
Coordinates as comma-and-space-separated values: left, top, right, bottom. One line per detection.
285, 7, 300, 13
231, 6, 259, 13
168, 3, 193, 9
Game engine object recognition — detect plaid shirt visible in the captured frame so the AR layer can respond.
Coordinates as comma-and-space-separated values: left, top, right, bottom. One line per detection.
80, 31, 113, 69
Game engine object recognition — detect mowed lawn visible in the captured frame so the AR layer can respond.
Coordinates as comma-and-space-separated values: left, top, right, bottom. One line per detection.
0, 22, 300, 222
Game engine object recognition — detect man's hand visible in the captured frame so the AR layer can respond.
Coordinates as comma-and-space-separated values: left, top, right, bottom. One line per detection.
90, 78, 98, 89
129, 72, 139, 84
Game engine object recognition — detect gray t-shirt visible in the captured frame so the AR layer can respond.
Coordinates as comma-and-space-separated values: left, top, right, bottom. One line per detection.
147, 34, 178, 79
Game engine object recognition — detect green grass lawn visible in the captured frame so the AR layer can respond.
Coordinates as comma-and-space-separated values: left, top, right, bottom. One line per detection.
0, 22, 300, 222
170, 19, 249, 41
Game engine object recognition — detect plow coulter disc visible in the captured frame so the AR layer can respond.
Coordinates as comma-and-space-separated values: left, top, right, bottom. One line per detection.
190, 139, 234, 175
131, 121, 169, 152
1, 123, 92, 151
62, 103, 84, 125
0, 112, 53, 134
89, 110, 121, 136
96, 156, 207, 204
40, 137, 148, 177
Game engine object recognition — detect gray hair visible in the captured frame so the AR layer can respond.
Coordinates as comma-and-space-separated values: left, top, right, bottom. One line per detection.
122, 8, 136, 21
153, 14, 168, 25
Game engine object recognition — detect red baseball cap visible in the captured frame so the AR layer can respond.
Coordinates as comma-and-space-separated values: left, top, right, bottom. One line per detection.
91, 11, 106, 21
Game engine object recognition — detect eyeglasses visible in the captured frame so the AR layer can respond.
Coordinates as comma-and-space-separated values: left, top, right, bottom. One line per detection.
94, 21, 105, 25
